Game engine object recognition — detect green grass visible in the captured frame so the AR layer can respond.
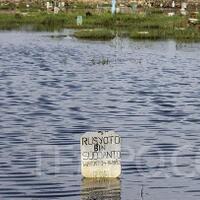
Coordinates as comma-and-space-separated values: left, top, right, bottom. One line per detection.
74, 29, 115, 40
82, 13, 186, 30
0, 10, 199, 42
0, 11, 187, 30
130, 28, 200, 42
0, 12, 78, 30
130, 30, 164, 40
173, 29, 200, 42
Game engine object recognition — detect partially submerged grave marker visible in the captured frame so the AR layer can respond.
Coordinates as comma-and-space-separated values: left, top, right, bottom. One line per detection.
80, 131, 121, 178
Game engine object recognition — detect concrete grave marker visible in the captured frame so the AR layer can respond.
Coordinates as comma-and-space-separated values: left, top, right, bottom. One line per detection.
46, 2, 50, 9
80, 131, 121, 178
77, 16, 83, 26
172, 1, 175, 8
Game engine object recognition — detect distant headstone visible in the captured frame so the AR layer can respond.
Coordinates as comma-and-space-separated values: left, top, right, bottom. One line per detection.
168, 12, 175, 16
111, 0, 116, 14
131, 2, 137, 11
54, 7, 60, 14
77, 16, 83, 26
180, 8, 187, 16
116, 7, 120, 14
80, 131, 121, 178
181, 2, 187, 10
61, 2, 65, 7
172, 1, 175, 8
46, 2, 50, 9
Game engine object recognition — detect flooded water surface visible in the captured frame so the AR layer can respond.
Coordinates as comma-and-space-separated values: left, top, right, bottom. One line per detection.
0, 31, 200, 199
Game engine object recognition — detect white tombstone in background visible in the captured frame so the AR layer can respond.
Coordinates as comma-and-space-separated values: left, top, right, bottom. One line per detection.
46, 2, 50, 9
181, 2, 187, 10
80, 131, 121, 178
168, 12, 175, 16
180, 2, 187, 15
77, 16, 83, 26
116, 7, 120, 14
54, 7, 60, 14
172, 1, 175, 8
112, 0, 116, 14
61, 2, 65, 7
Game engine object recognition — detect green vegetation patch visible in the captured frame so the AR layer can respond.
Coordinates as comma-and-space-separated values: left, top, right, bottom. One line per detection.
74, 29, 115, 40
130, 28, 200, 42
130, 30, 164, 40
0, 12, 78, 30
174, 28, 200, 42
0, 11, 200, 42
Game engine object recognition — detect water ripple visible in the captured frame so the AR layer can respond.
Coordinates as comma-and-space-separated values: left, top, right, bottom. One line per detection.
0, 31, 200, 199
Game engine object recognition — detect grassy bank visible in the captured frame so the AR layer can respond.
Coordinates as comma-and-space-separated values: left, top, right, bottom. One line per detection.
129, 28, 200, 41
0, 11, 200, 41
0, 12, 78, 30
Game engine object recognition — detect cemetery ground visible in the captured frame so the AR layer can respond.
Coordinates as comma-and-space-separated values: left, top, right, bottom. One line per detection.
0, 8, 200, 41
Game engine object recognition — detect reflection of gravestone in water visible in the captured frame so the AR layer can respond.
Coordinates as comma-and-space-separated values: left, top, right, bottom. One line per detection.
81, 178, 121, 200
80, 131, 121, 178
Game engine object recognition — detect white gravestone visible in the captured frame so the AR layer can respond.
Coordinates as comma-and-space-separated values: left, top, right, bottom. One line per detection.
46, 2, 50, 9
54, 7, 60, 14
80, 131, 121, 178
172, 1, 175, 8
